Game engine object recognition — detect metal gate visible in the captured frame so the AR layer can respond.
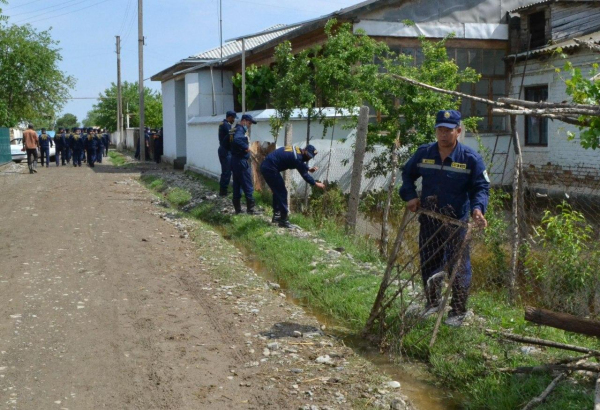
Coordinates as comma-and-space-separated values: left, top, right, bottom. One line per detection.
0, 128, 12, 165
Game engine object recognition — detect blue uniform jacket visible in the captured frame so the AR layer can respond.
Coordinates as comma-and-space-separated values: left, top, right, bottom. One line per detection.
84, 136, 97, 150
218, 120, 232, 150
54, 133, 66, 150
262, 146, 316, 186
39, 134, 53, 148
399, 142, 489, 220
230, 124, 250, 159
94, 135, 104, 148
103, 133, 110, 147
70, 135, 84, 150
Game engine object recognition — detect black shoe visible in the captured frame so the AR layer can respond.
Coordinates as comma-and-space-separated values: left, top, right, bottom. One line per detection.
271, 212, 281, 223
278, 218, 293, 229
233, 198, 243, 214
246, 198, 258, 215
219, 188, 228, 197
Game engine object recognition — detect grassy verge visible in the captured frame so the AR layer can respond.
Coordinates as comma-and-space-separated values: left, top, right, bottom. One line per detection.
140, 172, 599, 410
108, 151, 126, 166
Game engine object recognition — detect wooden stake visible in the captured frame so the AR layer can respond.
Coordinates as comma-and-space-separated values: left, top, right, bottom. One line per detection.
485, 329, 600, 355
525, 306, 600, 338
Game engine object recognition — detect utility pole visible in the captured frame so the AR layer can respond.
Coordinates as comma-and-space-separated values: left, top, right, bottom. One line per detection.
138, 0, 145, 161
116, 35, 123, 150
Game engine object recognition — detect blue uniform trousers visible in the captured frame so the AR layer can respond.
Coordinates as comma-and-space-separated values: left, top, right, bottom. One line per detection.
55, 148, 65, 166
72, 149, 82, 166
231, 157, 253, 201
260, 164, 288, 217
218, 146, 231, 190
40, 147, 50, 166
419, 214, 471, 311
65, 147, 71, 163
87, 148, 96, 166
96, 146, 103, 163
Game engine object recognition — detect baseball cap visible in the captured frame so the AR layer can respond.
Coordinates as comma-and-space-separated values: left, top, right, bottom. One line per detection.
241, 114, 257, 124
435, 110, 461, 129
305, 144, 318, 159
226, 110, 238, 119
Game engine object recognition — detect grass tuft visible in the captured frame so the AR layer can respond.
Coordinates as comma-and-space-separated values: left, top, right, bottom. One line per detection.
166, 187, 192, 206
108, 151, 126, 166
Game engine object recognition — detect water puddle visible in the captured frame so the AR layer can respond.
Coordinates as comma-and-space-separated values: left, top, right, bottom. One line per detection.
243, 257, 461, 410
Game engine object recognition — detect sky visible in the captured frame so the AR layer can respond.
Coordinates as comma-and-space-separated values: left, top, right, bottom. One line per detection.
3, 0, 360, 124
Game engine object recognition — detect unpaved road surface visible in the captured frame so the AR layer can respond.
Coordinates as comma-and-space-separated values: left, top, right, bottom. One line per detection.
0, 158, 412, 410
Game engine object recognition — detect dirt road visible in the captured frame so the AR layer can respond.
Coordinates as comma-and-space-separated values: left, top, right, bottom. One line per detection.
0, 158, 411, 410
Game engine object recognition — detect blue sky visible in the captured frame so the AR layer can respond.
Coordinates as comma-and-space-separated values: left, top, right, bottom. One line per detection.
3, 0, 359, 124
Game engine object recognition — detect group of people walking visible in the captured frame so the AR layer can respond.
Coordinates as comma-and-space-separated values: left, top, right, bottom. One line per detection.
21, 124, 111, 173
217, 111, 325, 229
135, 127, 163, 163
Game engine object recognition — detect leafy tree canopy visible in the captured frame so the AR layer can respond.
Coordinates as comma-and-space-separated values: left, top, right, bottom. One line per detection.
55, 113, 79, 130
0, 2, 75, 127
84, 81, 162, 131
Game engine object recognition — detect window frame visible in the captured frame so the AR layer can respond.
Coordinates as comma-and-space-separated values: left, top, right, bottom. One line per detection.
524, 85, 549, 147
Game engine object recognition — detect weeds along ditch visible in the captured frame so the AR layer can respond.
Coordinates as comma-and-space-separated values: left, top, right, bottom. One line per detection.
136, 167, 600, 410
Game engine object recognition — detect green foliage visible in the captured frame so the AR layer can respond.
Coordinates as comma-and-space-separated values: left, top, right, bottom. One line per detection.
231, 64, 276, 111
563, 61, 600, 149
0, 21, 75, 127
108, 151, 126, 166
55, 113, 79, 130
306, 181, 347, 227
359, 188, 404, 221
166, 187, 192, 206
84, 81, 162, 131
366, 35, 480, 178
526, 201, 600, 316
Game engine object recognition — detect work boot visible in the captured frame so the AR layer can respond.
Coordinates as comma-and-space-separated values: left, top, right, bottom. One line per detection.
278, 216, 293, 229
271, 211, 281, 223
233, 198, 243, 214
246, 199, 261, 215
446, 285, 469, 327
219, 187, 228, 197
423, 271, 444, 317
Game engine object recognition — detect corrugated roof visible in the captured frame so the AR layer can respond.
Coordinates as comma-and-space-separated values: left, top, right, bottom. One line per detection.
188, 24, 300, 61
510, 0, 596, 13
507, 29, 600, 58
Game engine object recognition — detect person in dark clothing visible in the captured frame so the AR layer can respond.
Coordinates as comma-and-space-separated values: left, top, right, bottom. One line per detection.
152, 130, 163, 164
230, 114, 258, 215
218, 111, 237, 196
260, 144, 326, 228
399, 110, 490, 327
69, 128, 84, 167
38, 128, 53, 168
102, 130, 110, 156
94, 129, 104, 164
54, 128, 67, 166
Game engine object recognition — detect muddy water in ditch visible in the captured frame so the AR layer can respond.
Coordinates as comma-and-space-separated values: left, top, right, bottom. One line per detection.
242, 255, 461, 410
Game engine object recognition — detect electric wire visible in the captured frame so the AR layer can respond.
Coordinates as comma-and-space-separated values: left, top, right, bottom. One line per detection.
9, 0, 90, 18
13, 0, 101, 23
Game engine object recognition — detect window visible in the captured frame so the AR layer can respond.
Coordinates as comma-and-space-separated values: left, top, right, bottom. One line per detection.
529, 11, 547, 48
525, 86, 548, 146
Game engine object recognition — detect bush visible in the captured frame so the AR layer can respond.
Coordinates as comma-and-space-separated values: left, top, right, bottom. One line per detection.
306, 182, 347, 227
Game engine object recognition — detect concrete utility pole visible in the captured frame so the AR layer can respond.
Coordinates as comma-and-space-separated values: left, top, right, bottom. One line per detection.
116, 35, 123, 149
138, 0, 145, 161
242, 38, 246, 114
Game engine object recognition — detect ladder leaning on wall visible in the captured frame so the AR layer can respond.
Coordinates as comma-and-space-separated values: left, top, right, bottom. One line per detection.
488, 134, 512, 186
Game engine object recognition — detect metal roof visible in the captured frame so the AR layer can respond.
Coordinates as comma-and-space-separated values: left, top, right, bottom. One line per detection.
507, 29, 600, 58
510, 0, 596, 13
188, 24, 299, 61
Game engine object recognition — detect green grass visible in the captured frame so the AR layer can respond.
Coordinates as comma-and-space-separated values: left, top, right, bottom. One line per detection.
166, 187, 192, 206
108, 151, 126, 166
140, 172, 599, 410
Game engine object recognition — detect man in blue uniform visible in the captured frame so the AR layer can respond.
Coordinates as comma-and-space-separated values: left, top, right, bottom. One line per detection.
260, 144, 326, 228
38, 128, 53, 168
69, 128, 84, 167
102, 129, 110, 157
94, 129, 104, 164
84, 128, 97, 167
80, 128, 86, 163
400, 110, 489, 327
152, 129, 163, 164
54, 128, 66, 166
65, 128, 74, 164
230, 114, 258, 214
218, 111, 237, 196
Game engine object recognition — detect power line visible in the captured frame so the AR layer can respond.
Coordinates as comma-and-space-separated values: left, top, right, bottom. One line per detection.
3, 0, 45, 11
13, 0, 116, 25
9, 0, 90, 18
117, 0, 134, 37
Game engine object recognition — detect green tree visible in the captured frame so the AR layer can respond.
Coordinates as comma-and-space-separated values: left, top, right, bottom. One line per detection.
84, 82, 162, 131
231, 64, 275, 111
0, 10, 75, 127
82, 111, 99, 128
55, 113, 79, 130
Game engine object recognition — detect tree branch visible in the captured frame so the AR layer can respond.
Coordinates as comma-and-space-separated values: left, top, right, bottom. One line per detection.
521, 373, 566, 410
498, 97, 600, 111
485, 329, 600, 355
491, 109, 590, 127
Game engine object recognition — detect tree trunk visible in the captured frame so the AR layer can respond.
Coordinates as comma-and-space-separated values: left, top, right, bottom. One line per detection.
345, 106, 369, 234
525, 306, 600, 338
284, 123, 293, 212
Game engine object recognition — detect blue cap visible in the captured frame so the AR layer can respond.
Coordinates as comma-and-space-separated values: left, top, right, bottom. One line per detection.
305, 144, 318, 159
435, 110, 461, 129
241, 114, 257, 124
226, 110, 238, 119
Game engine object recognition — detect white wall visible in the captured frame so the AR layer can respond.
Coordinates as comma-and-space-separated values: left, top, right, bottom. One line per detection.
510, 49, 600, 171
161, 79, 177, 162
